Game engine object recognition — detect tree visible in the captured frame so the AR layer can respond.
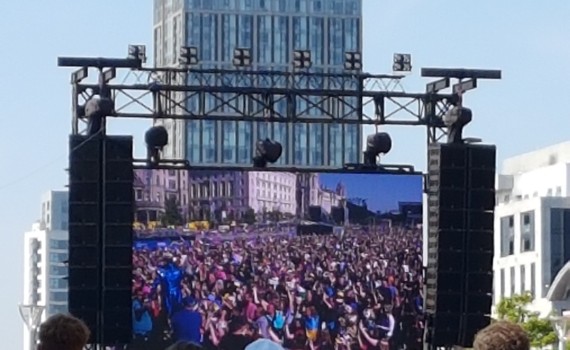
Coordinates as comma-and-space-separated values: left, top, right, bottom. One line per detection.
496, 292, 557, 348
243, 207, 256, 225
161, 196, 184, 226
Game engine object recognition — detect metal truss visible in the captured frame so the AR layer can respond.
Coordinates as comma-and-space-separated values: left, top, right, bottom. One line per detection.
70, 67, 458, 145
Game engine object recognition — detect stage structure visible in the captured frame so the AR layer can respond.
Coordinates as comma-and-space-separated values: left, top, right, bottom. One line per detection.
59, 45, 501, 349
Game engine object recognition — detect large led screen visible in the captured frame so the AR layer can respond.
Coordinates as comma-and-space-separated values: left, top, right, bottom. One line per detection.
131, 170, 423, 350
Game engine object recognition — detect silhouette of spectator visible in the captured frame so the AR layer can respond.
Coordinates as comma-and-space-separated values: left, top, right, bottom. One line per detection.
37, 313, 90, 350
473, 321, 530, 350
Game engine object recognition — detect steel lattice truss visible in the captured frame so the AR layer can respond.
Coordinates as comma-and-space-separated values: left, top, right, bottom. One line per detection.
71, 68, 458, 144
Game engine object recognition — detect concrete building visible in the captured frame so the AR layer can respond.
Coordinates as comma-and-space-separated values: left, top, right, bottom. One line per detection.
134, 168, 190, 223
22, 191, 69, 350
493, 142, 570, 315
248, 171, 297, 215
188, 170, 250, 221
153, 0, 363, 167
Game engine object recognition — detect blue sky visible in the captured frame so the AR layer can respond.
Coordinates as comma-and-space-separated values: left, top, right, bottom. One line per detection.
319, 174, 422, 212
1, 0, 570, 347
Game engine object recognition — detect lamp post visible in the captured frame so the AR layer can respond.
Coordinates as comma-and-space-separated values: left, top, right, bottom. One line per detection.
550, 312, 570, 350
19, 304, 45, 350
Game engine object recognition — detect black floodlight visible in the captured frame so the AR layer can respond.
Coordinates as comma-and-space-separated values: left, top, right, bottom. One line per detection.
179, 46, 199, 66
393, 53, 412, 72
84, 97, 114, 136
233, 48, 252, 67
293, 50, 312, 69
253, 139, 283, 168
145, 126, 169, 165
443, 106, 473, 144
363, 132, 392, 166
344, 51, 362, 71
128, 44, 147, 63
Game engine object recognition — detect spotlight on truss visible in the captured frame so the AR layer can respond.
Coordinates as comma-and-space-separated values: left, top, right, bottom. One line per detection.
233, 48, 252, 67
128, 45, 147, 64
83, 96, 114, 136
145, 126, 169, 166
393, 53, 412, 72
293, 50, 312, 69
363, 132, 392, 166
443, 107, 472, 144
179, 46, 199, 66
344, 51, 362, 71
253, 139, 283, 168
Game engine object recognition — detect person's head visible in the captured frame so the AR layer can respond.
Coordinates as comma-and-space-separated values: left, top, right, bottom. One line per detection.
473, 321, 530, 350
38, 313, 90, 350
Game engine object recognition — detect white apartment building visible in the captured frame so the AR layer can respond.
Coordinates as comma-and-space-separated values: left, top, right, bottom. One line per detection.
494, 142, 570, 316
22, 190, 69, 350
248, 172, 298, 215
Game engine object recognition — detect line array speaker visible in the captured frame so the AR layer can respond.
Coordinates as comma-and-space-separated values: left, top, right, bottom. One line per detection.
69, 135, 134, 345
425, 143, 496, 348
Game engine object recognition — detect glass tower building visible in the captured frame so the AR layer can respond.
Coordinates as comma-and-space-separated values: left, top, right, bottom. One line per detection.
153, 0, 362, 167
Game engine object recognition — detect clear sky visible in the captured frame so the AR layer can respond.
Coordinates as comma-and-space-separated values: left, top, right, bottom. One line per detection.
319, 174, 422, 212
1, 0, 570, 347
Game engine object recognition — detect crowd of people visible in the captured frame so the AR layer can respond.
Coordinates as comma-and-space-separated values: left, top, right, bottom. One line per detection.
36, 312, 534, 350
131, 225, 425, 350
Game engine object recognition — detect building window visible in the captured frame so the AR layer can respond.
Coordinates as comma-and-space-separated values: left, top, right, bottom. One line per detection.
49, 278, 68, 290
500, 269, 505, 299
550, 208, 570, 285
521, 265, 526, 294
520, 211, 535, 252
49, 291, 68, 303
500, 216, 515, 257
530, 263, 536, 297
49, 239, 68, 250
49, 252, 68, 263
50, 265, 67, 276
510, 266, 516, 296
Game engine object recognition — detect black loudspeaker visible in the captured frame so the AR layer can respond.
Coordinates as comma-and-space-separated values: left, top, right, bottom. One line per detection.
69, 135, 133, 345
425, 143, 496, 347
69, 136, 101, 338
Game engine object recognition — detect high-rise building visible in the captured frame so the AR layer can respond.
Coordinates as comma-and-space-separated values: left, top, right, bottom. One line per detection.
22, 191, 69, 350
493, 142, 570, 316
153, 0, 363, 167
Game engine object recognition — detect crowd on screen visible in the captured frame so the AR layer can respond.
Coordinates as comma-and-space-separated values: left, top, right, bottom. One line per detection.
130, 226, 425, 350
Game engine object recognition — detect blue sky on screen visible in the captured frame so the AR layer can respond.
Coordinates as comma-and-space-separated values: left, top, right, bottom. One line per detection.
319, 174, 422, 213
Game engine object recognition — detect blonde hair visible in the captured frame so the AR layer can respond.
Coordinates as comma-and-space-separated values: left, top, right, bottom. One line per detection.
473, 321, 530, 350
38, 313, 90, 350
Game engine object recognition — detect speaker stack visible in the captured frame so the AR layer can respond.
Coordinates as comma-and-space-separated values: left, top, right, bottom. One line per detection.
425, 143, 496, 348
68, 134, 134, 345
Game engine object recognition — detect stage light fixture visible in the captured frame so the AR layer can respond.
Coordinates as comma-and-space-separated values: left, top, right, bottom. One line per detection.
344, 51, 362, 71
253, 139, 283, 168
233, 48, 252, 67
83, 97, 114, 136
145, 126, 169, 165
363, 132, 392, 166
293, 50, 312, 69
443, 106, 472, 144
393, 53, 412, 72
128, 44, 147, 63
179, 46, 199, 66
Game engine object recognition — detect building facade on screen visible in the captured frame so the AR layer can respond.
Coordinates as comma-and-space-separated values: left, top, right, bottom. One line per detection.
134, 168, 190, 223
22, 191, 69, 350
134, 169, 347, 223
493, 141, 570, 316
153, 0, 363, 167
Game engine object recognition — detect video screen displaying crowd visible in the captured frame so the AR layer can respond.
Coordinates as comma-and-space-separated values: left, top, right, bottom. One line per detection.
131, 226, 424, 350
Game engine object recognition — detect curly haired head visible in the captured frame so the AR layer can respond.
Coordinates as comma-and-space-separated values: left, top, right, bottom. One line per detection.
473, 321, 530, 350
38, 313, 90, 350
